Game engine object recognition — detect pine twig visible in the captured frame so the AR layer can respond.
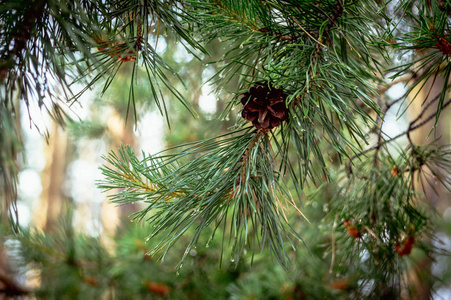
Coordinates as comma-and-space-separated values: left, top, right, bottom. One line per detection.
349, 94, 451, 164
290, 18, 326, 48
329, 217, 337, 274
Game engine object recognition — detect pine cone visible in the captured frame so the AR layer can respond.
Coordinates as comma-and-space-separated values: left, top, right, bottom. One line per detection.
241, 82, 289, 129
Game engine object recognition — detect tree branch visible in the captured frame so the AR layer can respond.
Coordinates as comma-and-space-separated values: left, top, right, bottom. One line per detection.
349, 97, 451, 164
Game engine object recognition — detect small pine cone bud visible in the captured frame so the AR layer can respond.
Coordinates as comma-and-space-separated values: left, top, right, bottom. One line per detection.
391, 165, 399, 177
436, 37, 451, 56
330, 278, 351, 290
344, 220, 362, 238
241, 82, 289, 129
395, 236, 415, 256
83, 276, 99, 286
146, 281, 170, 295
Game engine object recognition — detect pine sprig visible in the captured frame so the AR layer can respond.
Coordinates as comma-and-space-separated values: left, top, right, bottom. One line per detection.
323, 141, 451, 297
387, 0, 451, 127
1, 0, 207, 218
76, 0, 207, 123
187, 0, 385, 186
99, 128, 305, 269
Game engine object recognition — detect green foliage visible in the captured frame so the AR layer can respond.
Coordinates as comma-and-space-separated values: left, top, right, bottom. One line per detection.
6, 212, 292, 299
2, 0, 451, 298
0, 0, 206, 219
0, 105, 21, 230
388, 0, 451, 127
99, 0, 389, 270
96, 0, 451, 297
99, 129, 304, 270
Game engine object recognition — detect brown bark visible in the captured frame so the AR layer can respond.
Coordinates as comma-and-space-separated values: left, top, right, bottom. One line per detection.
101, 109, 137, 237
34, 121, 68, 231
406, 76, 450, 299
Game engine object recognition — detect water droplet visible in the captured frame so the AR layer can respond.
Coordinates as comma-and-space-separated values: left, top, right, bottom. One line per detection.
230, 258, 235, 262
189, 249, 197, 256
239, 44, 244, 49
146, 237, 150, 242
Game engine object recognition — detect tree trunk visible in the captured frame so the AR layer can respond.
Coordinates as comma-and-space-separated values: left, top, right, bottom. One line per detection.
407, 76, 450, 299
101, 109, 137, 237
34, 121, 68, 231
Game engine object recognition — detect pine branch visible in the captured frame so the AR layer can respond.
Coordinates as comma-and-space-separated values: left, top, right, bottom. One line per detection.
99, 127, 305, 269
349, 91, 451, 168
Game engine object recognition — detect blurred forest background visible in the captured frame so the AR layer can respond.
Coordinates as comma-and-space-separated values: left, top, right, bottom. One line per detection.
1, 1, 451, 299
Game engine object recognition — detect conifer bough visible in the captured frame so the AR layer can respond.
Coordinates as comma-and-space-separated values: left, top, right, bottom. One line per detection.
98, 2, 451, 284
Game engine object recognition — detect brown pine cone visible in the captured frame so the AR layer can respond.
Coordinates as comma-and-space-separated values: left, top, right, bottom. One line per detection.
241, 82, 289, 129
